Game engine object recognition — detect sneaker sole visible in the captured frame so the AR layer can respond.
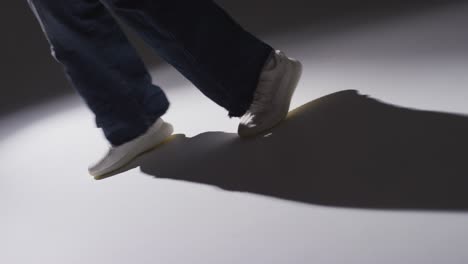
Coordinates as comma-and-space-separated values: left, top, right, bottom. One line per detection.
92, 121, 174, 180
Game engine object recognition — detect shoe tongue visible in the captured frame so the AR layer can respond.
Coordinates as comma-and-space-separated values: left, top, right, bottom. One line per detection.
262, 52, 277, 71
258, 53, 278, 82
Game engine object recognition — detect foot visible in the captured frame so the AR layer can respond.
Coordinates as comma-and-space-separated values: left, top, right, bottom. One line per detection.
238, 50, 302, 137
88, 118, 174, 178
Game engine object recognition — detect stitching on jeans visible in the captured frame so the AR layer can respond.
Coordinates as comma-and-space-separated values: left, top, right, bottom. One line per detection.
27, 0, 61, 61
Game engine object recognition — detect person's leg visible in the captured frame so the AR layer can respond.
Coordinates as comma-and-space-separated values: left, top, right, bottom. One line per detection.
101, 0, 274, 118
27, 0, 170, 146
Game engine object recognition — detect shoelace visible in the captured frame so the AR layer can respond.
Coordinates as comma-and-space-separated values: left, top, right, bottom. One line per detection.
249, 51, 285, 113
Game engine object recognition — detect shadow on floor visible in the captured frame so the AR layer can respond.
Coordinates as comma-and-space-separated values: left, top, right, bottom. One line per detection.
102, 90, 468, 211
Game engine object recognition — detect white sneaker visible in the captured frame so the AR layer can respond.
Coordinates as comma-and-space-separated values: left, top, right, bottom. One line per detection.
88, 118, 174, 178
238, 50, 302, 137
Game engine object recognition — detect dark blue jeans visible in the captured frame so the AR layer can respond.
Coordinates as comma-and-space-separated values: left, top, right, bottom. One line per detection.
27, 0, 273, 146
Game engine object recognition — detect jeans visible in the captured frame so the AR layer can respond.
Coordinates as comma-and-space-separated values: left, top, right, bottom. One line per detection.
27, 0, 274, 146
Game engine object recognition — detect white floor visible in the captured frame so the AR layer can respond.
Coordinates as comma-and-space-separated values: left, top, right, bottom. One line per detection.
2, 3, 468, 264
